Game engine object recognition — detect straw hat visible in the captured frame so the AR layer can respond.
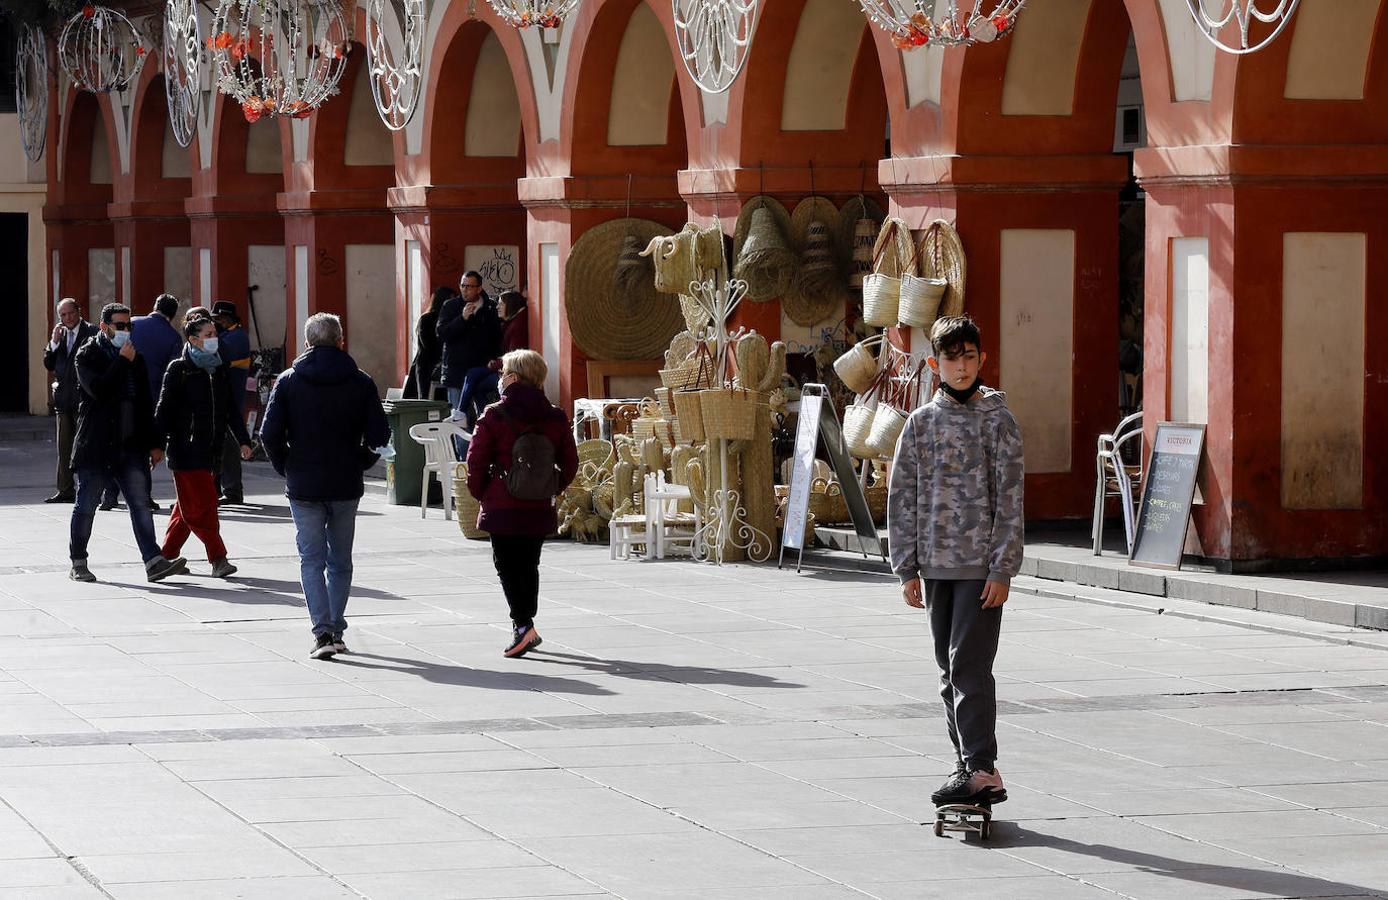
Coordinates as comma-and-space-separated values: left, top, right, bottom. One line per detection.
566, 218, 683, 361
785, 197, 847, 326
733, 196, 795, 302
919, 218, 967, 317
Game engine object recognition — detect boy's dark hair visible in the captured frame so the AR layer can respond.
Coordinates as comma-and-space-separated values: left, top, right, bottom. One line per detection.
101, 303, 131, 324
930, 315, 982, 358
154, 293, 180, 319
184, 317, 214, 339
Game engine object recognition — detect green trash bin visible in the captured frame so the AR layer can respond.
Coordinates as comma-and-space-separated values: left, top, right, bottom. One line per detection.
381, 398, 454, 506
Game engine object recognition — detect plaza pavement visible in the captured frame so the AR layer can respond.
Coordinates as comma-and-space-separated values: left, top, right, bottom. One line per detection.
0, 434, 1387, 899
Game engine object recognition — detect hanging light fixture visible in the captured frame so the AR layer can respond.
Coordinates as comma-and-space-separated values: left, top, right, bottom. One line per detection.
486, 0, 581, 30
858, 1, 1027, 50
15, 25, 49, 162
364, 0, 425, 130
672, 0, 758, 94
164, 0, 203, 148
1184, 0, 1301, 54
209, 0, 350, 123
59, 5, 149, 93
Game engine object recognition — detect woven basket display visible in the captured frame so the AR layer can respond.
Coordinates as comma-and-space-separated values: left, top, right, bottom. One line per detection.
701, 387, 765, 442
673, 389, 705, 443
866, 404, 907, 459
654, 387, 675, 418
920, 219, 968, 318
658, 365, 704, 391
808, 477, 850, 525
898, 271, 947, 329
451, 463, 488, 540
832, 334, 883, 395
787, 196, 847, 327
733, 196, 795, 302
843, 401, 877, 458
862, 273, 900, 328
866, 481, 887, 524
566, 218, 683, 361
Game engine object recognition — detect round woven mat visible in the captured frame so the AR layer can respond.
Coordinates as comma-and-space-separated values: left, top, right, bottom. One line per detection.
566, 218, 683, 361
919, 218, 967, 317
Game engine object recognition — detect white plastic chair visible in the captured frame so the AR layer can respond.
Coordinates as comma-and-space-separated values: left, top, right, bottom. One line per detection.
609, 509, 648, 560
1092, 411, 1145, 555
645, 471, 699, 559
408, 420, 472, 520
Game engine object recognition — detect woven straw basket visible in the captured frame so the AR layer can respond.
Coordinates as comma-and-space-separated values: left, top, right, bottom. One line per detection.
832, 335, 883, 395
674, 389, 705, 443
843, 401, 877, 459
866, 405, 908, 459
451, 463, 488, 540
658, 364, 704, 392
898, 272, 947, 328
920, 219, 968, 318
862, 273, 900, 328
701, 388, 764, 442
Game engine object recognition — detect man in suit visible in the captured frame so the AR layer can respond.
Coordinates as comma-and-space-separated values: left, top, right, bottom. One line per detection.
42, 299, 99, 503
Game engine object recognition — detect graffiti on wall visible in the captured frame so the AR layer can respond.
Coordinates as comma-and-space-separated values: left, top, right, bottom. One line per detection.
464, 245, 520, 297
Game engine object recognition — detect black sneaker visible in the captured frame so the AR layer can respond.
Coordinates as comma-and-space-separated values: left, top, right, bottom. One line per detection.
331, 633, 348, 653
69, 561, 96, 583
934, 767, 1006, 807
931, 762, 970, 806
45, 491, 75, 504
503, 625, 540, 658
146, 556, 187, 583
310, 633, 337, 660
98, 497, 117, 511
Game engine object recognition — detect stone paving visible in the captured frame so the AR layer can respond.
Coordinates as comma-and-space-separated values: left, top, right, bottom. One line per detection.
0, 437, 1387, 898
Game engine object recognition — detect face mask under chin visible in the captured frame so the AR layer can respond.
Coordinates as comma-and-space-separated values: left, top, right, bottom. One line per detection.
942, 377, 981, 403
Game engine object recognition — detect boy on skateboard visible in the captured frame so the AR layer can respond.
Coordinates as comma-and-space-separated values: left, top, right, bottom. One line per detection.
887, 315, 1025, 809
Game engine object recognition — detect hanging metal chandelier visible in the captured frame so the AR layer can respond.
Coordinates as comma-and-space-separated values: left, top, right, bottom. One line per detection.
15, 25, 49, 162
209, 0, 350, 123
672, 0, 758, 94
163, 0, 203, 148
858, 1, 1027, 50
486, 0, 581, 30
58, 5, 149, 93
364, 0, 425, 130
1184, 0, 1301, 54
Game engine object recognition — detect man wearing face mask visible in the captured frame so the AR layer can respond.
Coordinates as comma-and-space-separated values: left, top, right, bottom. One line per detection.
211, 300, 253, 505
42, 299, 99, 503
67, 304, 186, 584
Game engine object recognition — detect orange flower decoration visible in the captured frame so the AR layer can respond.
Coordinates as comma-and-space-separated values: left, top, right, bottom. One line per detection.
81, 5, 95, 18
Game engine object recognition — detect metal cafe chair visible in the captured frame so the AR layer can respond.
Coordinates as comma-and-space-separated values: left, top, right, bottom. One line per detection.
1092, 410, 1145, 556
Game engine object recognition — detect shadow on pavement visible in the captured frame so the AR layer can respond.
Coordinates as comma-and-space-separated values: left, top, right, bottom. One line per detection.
979, 823, 1387, 898
527, 649, 806, 690
141, 574, 402, 606
330, 651, 616, 695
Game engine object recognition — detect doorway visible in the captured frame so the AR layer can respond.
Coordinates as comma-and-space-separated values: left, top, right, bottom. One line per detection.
0, 213, 28, 412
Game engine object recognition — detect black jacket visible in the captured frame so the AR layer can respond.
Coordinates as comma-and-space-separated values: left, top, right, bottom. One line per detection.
407, 309, 441, 398
436, 297, 501, 387
43, 320, 99, 412
154, 351, 253, 472
259, 346, 390, 502
71, 336, 160, 470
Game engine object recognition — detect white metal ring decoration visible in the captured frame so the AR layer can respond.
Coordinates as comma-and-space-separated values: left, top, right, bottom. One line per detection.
365, 0, 425, 130
209, 0, 350, 122
672, 0, 757, 94
858, 1, 1027, 50
15, 25, 49, 161
486, 0, 582, 30
1184, 0, 1301, 54
58, 5, 149, 93
163, 0, 203, 148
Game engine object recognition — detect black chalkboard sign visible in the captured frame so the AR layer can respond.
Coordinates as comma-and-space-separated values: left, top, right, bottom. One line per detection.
1129, 423, 1206, 570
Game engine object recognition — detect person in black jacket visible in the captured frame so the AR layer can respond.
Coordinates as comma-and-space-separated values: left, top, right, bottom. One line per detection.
155, 318, 254, 578
436, 271, 502, 426
405, 286, 453, 399
67, 303, 186, 584
260, 312, 390, 660
42, 298, 99, 502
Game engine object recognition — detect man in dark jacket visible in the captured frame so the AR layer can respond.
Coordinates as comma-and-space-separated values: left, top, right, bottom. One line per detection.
131, 293, 184, 400
436, 271, 502, 426
67, 303, 186, 584
212, 299, 253, 504
43, 298, 98, 502
260, 312, 390, 660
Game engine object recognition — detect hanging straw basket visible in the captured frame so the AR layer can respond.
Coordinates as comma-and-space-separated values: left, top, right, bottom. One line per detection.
451, 463, 488, 540
832, 334, 883, 395
673, 389, 705, 443
920, 218, 968, 318
567, 218, 683, 360
862, 218, 919, 327
898, 270, 947, 329
700, 387, 765, 442
866, 405, 908, 459
733, 196, 795, 302
843, 400, 877, 459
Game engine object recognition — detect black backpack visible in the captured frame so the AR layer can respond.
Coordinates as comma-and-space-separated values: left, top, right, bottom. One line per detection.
493, 407, 561, 501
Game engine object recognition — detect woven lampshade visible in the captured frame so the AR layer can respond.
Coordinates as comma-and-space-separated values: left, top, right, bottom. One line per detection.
733, 196, 795, 302
566, 218, 683, 361
851, 218, 876, 289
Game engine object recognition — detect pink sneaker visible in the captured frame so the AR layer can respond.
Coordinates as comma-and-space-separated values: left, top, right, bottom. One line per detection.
963, 768, 1006, 804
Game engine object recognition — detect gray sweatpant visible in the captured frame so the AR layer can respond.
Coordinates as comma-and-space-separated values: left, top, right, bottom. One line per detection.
925, 578, 1002, 771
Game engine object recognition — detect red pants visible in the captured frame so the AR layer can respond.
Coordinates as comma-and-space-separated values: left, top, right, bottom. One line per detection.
162, 469, 227, 561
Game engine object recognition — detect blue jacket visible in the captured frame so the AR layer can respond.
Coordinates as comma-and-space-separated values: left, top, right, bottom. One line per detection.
131, 313, 183, 401
217, 324, 253, 413
259, 346, 390, 502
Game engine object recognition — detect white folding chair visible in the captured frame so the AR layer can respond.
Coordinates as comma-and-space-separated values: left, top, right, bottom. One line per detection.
408, 420, 472, 520
1092, 410, 1145, 555
645, 471, 699, 559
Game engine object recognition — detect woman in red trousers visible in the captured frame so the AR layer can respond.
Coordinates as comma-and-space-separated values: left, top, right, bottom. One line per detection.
154, 318, 253, 577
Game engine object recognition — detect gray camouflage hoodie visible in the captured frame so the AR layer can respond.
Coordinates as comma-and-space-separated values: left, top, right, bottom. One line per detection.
887, 385, 1025, 586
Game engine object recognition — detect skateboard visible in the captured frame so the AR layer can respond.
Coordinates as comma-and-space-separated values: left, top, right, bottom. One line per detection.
933, 803, 992, 840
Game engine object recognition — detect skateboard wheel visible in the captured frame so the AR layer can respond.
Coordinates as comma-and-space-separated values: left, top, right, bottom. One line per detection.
933, 820, 943, 837
979, 820, 991, 840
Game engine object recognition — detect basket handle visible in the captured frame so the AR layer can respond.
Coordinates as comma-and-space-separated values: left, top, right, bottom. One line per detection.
871, 220, 899, 272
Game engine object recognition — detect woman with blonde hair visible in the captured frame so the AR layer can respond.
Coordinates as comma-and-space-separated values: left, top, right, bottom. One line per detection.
466, 350, 578, 657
